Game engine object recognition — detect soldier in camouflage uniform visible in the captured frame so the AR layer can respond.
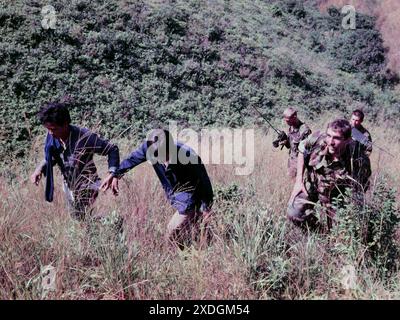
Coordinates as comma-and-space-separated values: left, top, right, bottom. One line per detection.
279, 108, 312, 180
287, 119, 371, 231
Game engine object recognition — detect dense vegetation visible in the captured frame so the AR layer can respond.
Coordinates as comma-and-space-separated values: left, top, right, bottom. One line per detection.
1, 0, 399, 160
318, 0, 400, 74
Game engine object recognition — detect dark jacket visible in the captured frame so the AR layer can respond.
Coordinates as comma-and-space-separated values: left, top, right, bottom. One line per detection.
116, 141, 213, 214
42, 125, 119, 202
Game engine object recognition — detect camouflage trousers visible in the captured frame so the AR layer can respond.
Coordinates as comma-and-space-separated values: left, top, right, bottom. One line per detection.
63, 181, 99, 221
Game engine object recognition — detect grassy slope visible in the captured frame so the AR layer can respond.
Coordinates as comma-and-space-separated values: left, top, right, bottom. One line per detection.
1, 115, 399, 299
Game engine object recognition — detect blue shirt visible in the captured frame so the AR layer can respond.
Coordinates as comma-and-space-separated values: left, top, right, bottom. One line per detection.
116, 141, 213, 214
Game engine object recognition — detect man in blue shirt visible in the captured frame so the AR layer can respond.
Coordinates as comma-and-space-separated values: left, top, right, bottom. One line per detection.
101, 129, 214, 248
30, 102, 120, 221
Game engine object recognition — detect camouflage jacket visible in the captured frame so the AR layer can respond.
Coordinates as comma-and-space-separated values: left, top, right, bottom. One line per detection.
298, 131, 371, 205
284, 121, 312, 160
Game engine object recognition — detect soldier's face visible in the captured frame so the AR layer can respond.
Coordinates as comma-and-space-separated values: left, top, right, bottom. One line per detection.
326, 128, 349, 157
350, 115, 362, 128
284, 114, 297, 126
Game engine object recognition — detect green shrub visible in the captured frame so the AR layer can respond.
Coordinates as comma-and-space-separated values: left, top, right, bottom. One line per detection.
331, 175, 400, 279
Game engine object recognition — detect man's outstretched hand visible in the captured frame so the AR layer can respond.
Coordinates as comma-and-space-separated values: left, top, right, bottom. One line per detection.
100, 173, 119, 196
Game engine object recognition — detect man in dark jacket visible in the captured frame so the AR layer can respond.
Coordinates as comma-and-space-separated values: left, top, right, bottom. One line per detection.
30, 102, 120, 220
101, 129, 214, 248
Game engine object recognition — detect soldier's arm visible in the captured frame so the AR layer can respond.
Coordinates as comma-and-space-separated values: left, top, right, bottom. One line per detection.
279, 131, 290, 149
273, 131, 289, 149
295, 153, 305, 184
288, 137, 311, 205
288, 153, 307, 205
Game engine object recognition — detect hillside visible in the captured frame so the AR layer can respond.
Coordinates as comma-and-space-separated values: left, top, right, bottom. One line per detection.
1, 0, 399, 161
318, 0, 400, 74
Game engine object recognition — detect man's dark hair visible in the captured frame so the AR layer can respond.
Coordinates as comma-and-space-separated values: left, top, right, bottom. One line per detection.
38, 102, 71, 125
352, 109, 365, 121
327, 119, 352, 139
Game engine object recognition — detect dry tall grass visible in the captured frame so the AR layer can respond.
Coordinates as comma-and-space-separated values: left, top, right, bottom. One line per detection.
1, 115, 399, 300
